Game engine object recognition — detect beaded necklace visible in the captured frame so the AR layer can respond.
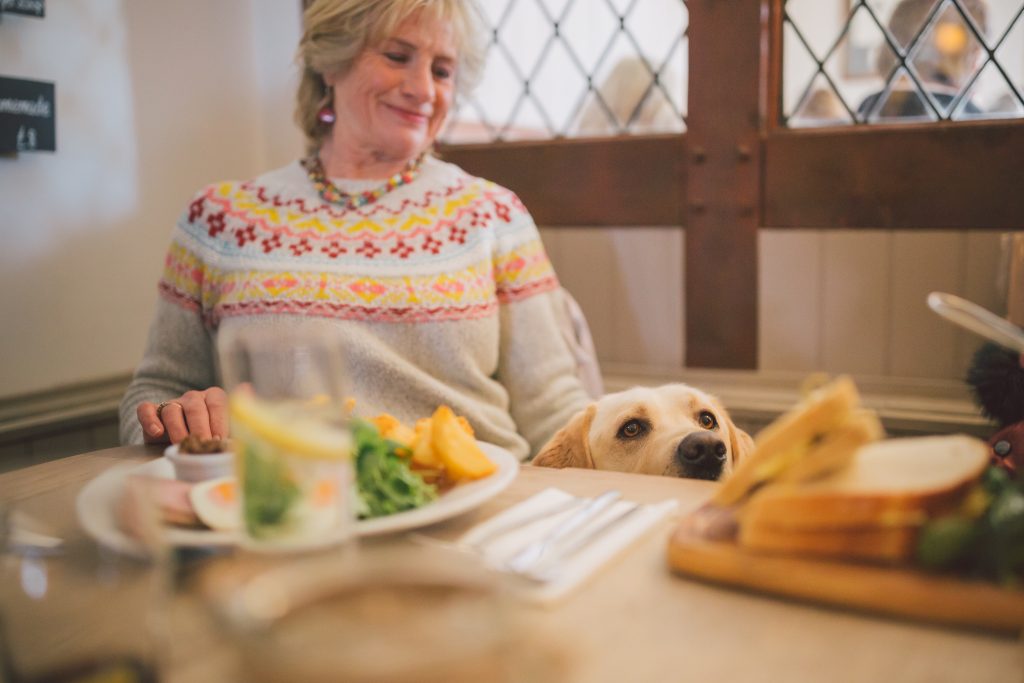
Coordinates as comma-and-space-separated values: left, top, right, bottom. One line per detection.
302, 154, 423, 210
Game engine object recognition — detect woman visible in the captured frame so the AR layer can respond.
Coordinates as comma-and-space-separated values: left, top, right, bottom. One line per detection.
119, 0, 592, 460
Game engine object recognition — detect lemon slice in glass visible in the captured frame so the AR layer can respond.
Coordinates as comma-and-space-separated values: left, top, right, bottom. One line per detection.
230, 392, 351, 461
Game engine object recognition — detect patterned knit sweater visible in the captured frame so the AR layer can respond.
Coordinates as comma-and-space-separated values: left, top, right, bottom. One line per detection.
118, 156, 591, 459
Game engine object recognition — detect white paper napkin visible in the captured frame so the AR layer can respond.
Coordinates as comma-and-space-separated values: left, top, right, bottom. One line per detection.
457, 487, 678, 604
6, 509, 63, 554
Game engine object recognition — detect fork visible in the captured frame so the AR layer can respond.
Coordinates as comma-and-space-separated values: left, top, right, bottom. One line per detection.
517, 501, 643, 583
504, 489, 621, 574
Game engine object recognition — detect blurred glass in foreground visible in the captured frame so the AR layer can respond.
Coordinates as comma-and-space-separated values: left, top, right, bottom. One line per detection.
219, 324, 354, 552
199, 541, 565, 683
0, 501, 163, 683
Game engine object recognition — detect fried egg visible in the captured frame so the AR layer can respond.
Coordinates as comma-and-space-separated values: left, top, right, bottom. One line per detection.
189, 476, 241, 532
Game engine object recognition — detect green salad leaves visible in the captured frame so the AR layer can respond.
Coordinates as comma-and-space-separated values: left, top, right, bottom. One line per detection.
351, 419, 438, 519
916, 466, 1024, 585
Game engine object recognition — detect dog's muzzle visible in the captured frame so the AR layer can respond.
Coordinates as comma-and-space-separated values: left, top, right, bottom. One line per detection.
675, 432, 727, 480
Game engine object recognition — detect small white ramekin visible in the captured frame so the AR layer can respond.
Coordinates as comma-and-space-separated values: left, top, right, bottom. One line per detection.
164, 444, 235, 483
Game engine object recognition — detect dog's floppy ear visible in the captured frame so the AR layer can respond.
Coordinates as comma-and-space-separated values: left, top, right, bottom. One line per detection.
532, 405, 596, 469
727, 420, 755, 467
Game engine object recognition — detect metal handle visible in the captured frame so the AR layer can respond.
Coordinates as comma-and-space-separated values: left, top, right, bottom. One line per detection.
525, 502, 644, 581
504, 490, 621, 573
927, 292, 1024, 354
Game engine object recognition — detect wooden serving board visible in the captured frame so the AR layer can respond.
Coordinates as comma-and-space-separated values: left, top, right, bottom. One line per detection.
666, 506, 1024, 634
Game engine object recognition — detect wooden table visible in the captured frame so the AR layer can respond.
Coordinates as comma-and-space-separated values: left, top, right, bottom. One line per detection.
2, 446, 1021, 682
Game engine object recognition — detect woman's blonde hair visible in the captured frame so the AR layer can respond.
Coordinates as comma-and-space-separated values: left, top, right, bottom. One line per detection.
296, 0, 486, 154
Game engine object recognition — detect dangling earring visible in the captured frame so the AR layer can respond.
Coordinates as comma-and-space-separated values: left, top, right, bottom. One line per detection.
317, 86, 335, 124
318, 105, 336, 124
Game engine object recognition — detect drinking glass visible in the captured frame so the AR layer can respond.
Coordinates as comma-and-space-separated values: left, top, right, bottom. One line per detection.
219, 323, 354, 552
200, 540, 563, 683
0, 502, 164, 683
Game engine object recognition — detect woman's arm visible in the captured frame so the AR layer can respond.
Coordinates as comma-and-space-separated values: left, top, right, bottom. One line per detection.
487, 192, 592, 455
496, 291, 593, 457
118, 298, 223, 445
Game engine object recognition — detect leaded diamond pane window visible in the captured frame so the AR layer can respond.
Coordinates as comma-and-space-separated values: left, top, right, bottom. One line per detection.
784, 0, 1024, 127
439, 0, 689, 143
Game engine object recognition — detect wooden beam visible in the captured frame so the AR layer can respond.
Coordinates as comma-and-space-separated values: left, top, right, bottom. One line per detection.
684, 0, 763, 369
764, 122, 1024, 230
437, 136, 685, 227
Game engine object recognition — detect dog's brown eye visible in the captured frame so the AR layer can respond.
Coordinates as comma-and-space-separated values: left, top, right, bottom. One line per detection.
617, 419, 648, 439
699, 411, 718, 430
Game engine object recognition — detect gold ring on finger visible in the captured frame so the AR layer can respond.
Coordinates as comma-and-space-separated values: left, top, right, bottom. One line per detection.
156, 400, 182, 420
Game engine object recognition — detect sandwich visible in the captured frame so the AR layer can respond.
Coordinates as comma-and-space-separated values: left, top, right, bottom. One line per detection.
713, 375, 884, 506
711, 375, 990, 564
736, 435, 989, 562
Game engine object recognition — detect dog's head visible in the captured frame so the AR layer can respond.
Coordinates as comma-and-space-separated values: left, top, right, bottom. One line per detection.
533, 384, 754, 480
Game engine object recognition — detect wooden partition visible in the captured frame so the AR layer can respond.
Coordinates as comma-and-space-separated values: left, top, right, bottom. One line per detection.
442, 0, 1024, 372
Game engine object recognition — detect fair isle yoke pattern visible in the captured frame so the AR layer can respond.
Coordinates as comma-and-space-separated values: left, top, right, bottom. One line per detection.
158, 158, 559, 326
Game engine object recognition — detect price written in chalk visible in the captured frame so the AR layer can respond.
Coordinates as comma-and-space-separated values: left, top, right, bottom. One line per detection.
0, 76, 55, 153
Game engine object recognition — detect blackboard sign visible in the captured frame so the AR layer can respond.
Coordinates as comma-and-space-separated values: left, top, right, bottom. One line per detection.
0, 76, 55, 153
1, 0, 45, 18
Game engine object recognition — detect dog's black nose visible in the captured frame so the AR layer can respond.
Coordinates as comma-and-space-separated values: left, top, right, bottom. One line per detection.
677, 432, 727, 463
676, 432, 727, 480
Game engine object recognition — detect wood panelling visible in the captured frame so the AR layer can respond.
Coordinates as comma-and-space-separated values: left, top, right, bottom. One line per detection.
1009, 235, 1024, 328
541, 228, 618, 361
439, 136, 686, 227
0, 442, 32, 475
542, 227, 685, 369
889, 232, 962, 378
758, 230, 822, 372
959, 232, 1010, 374
764, 124, 1024, 230
605, 228, 685, 366
821, 231, 891, 375
546, 227, 1004, 384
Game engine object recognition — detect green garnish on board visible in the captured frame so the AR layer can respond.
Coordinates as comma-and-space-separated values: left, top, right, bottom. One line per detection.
351, 419, 438, 519
916, 466, 1024, 586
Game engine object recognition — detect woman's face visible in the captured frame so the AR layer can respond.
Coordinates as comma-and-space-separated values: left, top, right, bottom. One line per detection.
326, 10, 457, 167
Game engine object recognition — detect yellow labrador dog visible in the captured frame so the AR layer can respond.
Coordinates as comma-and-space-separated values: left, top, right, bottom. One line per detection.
533, 384, 753, 480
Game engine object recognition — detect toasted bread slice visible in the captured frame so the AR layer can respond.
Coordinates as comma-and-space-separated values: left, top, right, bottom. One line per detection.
738, 521, 919, 563
773, 409, 884, 485
713, 376, 868, 506
740, 435, 989, 531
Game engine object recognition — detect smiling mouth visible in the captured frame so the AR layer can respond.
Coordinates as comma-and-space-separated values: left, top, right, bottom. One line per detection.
385, 104, 430, 125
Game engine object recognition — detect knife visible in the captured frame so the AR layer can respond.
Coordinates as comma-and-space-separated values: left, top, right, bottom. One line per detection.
504, 489, 621, 574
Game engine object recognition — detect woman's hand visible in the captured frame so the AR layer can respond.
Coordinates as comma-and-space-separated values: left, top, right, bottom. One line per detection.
137, 387, 229, 444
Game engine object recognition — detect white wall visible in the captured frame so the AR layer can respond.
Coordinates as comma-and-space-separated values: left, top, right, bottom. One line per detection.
0, 0, 303, 398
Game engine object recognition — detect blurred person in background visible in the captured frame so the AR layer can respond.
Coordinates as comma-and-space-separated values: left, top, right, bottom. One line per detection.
789, 86, 849, 127
575, 56, 682, 136
858, 0, 988, 119
119, 0, 593, 460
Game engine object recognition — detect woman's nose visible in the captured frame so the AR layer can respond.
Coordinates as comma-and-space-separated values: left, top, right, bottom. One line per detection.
402, 61, 434, 102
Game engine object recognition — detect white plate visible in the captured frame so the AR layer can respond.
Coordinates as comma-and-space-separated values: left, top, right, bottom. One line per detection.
76, 443, 518, 557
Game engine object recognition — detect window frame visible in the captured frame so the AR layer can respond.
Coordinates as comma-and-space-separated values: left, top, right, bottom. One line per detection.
438, 0, 1024, 370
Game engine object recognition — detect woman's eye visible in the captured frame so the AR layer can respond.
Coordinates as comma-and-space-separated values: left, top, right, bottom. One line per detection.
699, 411, 718, 430
433, 66, 452, 80
617, 419, 647, 439
385, 52, 409, 64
